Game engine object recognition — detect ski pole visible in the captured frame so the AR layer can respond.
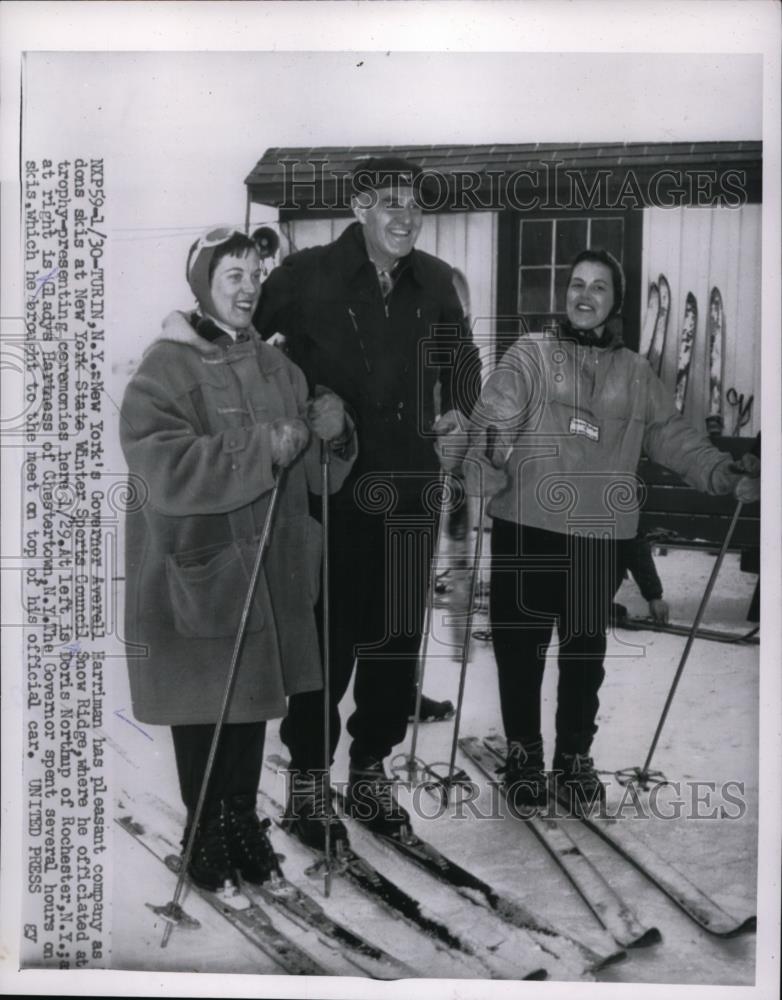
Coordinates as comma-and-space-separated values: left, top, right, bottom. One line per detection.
159, 475, 283, 948
405, 469, 450, 781
320, 441, 333, 898
442, 491, 486, 792
440, 425, 499, 792
634, 499, 743, 787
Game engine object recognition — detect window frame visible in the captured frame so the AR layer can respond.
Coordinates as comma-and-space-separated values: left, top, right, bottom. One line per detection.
496, 208, 643, 358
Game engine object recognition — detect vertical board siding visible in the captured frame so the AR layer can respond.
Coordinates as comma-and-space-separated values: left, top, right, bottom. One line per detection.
285, 213, 498, 377
640, 205, 761, 436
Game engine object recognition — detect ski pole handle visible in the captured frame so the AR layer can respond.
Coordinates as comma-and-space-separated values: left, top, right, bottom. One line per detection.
485, 425, 501, 467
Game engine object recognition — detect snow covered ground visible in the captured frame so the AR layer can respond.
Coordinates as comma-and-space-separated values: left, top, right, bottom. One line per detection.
104, 543, 759, 988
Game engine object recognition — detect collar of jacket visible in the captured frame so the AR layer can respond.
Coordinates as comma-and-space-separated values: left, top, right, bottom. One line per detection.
153, 310, 285, 377
336, 221, 424, 286
559, 318, 624, 351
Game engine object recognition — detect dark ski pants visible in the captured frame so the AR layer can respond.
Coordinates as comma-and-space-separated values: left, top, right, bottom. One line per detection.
171, 721, 267, 819
489, 519, 619, 754
280, 502, 435, 770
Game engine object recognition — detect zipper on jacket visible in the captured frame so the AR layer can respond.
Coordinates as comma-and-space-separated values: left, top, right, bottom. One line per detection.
347, 306, 372, 374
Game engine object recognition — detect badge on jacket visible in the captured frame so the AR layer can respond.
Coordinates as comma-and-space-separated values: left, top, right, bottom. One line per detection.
569, 416, 600, 441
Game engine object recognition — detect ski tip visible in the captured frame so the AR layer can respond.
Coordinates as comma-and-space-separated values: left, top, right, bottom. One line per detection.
117, 815, 145, 836
590, 945, 628, 971
626, 925, 663, 949
715, 914, 756, 938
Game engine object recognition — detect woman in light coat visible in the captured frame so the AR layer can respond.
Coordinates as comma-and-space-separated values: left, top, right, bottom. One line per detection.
120, 228, 355, 889
456, 249, 759, 814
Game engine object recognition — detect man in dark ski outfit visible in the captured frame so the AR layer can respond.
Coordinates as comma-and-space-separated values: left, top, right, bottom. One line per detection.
612, 536, 669, 624
254, 157, 476, 847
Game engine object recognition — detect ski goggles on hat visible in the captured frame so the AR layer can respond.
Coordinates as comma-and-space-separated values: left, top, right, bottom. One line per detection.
186, 227, 246, 281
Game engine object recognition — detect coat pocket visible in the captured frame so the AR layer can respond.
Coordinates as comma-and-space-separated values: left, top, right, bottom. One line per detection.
166, 540, 266, 639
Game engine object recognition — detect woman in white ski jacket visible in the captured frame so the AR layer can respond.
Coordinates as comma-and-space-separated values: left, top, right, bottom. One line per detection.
456, 249, 759, 814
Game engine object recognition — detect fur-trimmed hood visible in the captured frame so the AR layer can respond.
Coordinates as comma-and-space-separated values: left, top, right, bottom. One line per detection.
147, 309, 224, 355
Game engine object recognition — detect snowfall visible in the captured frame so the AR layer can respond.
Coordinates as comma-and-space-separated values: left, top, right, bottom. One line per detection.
98, 524, 762, 994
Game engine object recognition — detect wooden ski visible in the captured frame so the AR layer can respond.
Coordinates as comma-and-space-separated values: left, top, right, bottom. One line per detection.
638, 281, 659, 357
460, 737, 660, 949
646, 275, 670, 376
673, 292, 698, 413
705, 287, 725, 436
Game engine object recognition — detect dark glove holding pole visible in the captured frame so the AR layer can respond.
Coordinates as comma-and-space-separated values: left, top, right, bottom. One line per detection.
307, 386, 348, 443
270, 417, 310, 468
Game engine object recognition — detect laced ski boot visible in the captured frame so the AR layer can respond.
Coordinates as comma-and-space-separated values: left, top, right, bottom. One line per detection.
551, 749, 606, 817
346, 756, 413, 840
226, 794, 283, 885
408, 693, 455, 723
281, 770, 349, 853
498, 737, 547, 814
184, 802, 236, 892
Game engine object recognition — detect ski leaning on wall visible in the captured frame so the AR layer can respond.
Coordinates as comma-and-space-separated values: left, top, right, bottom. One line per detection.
646, 274, 670, 376
705, 287, 725, 436
638, 281, 660, 358
673, 292, 698, 414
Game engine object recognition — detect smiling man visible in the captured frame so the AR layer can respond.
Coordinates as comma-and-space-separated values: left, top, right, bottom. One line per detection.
254, 156, 475, 850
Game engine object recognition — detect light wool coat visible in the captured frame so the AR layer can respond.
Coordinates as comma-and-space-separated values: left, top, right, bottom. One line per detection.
120, 311, 355, 725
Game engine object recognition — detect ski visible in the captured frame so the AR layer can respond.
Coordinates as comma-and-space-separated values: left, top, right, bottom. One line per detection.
460, 736, 660, 950
257, 785, 466, 954
118, 788, 415, 980
482, 734, 756, 939
116, 812, 327, 976
638, 281, 659, 358
705, 286, 725, 437
266, 754, 621, 974
242, 868, 415, 980
617, 615, 759, 645
256, 787, 553, 980
646, 275, 670, 377
674, 292, 697, 413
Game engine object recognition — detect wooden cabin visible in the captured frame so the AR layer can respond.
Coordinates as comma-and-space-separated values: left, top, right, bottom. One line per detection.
245, 143, 761, 551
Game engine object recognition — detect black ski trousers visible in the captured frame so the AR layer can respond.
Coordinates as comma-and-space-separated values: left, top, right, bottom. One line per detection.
171, 721, 267, 818
280, 501, 435, 770
489, 518, 620, 754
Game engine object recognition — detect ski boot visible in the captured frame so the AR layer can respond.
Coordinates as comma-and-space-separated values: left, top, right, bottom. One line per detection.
551, 749, 606, 817
184, 802, 236, 892
346, 756, 413, 840
226, 794, 282, 885
498, 737, 547, 814
610, 601, 628, 626
408, 693, 455, 723
281, 770, 349, 853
